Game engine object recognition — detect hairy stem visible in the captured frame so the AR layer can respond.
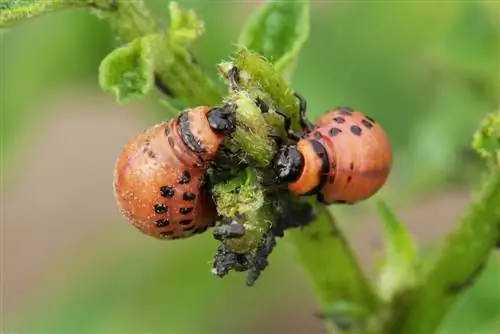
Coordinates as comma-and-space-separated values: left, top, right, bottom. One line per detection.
0, 0, 109, 28
220, 49, 379, 332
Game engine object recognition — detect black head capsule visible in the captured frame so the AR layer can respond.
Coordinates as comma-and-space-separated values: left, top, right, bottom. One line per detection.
273, 145, 305, 184
207, 104, 236, 135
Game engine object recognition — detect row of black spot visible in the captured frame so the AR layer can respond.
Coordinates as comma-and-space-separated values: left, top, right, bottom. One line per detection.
159, 225, 208, 239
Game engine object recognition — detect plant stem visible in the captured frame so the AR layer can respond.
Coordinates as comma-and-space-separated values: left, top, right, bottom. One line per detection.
0, 0, 103, 28
223, 49, 380, 332
287, 203, 379, 333
389, 169, 500, 334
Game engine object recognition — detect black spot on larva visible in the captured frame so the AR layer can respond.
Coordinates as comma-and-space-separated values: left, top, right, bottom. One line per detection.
160, 186, 175, 198
170, 236, 181, 240
168, 137, 175, 148
350, 162, 354, 170
155, 219, 170, 227
182, 224, 196, 231
347, 175, 352, 183
154, 203, 168, 214
160, 230, 174, 237
365, 115, 376, 123
362, 119, 374, 129
333, 116, 346, 124
179, 207, 194, 215
329, 127, 342, 137
314, 132, 322, 139
194, 225, 208, 234
180, 219, 193, 225
338, 108, 353, 116
165, 126, 171, 136
144, 139, 151, 146
183, 192, 196, 201
333, 200, 348, 204
350, 125, 362, 136
179, 170, 191, 184
147, 150, 156, 159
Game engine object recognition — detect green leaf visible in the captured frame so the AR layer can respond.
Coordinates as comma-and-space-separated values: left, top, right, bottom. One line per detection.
376, 200, 419, 302
472, 110, 500, 167
98, 35, 158, 103
168, 1, 205, 48
238, 0, 309, 76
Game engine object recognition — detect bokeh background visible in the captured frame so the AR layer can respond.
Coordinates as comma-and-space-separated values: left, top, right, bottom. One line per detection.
2, 1, 499, 333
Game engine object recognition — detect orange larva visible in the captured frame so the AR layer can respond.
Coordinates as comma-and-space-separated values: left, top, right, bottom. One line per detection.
113, 105, 236, 239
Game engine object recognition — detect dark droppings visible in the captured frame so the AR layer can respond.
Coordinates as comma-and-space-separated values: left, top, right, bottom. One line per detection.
213, 220, 245, 241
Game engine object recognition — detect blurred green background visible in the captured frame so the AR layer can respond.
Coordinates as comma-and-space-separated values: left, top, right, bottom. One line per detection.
2, 1, 499, 333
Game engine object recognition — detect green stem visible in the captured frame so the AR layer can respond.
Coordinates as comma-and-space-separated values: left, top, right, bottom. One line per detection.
0, 0, 106, 28
288, 203, 379, 332
390, 169, 500, 334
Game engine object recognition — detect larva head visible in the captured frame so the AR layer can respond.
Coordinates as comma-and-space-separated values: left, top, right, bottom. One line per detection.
273, 139, 330, 196
273, 145, 304, 184
178, 105, 236, 162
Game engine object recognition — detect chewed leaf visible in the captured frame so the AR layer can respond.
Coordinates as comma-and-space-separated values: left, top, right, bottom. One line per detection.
472, 110, 500, 167
168, 1, 205, 48
238, 0, 309, 76
98, 36, 157, 104
376, 200, 419, 302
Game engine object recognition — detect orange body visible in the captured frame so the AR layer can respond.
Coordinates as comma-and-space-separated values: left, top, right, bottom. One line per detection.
289, 108, 392, 204
113, 106, 224, 239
